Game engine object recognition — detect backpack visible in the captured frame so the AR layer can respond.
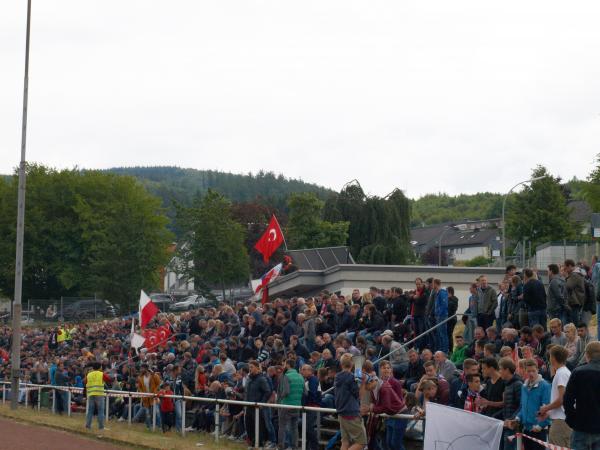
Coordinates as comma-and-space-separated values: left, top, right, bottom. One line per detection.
583, 278, 596, 313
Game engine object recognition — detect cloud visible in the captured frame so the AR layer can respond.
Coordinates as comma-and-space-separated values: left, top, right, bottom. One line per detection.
1, 0, 599, 197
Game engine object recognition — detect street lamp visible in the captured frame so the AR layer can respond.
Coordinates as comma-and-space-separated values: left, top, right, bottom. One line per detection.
438, 225, 453, 267
501, 176, 544, 266
10, 0, 32, 410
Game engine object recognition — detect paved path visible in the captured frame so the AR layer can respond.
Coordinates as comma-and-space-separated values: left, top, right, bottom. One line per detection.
0, 417, 122, 450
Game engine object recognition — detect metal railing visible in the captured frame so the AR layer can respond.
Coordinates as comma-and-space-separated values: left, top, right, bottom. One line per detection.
0, 381, 423, 450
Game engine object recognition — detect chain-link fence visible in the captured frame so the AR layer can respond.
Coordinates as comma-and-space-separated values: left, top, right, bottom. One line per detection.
22, 297, 119, 324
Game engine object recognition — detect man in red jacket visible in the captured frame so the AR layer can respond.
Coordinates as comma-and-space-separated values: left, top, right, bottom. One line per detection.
371, 361, 408, 450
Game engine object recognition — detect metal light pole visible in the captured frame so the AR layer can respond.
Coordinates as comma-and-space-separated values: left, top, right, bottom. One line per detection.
438, 225, 452, 267
501, 176, 544, 266
11, 0, 32, 410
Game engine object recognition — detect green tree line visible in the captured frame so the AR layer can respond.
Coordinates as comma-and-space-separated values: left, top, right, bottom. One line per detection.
0, 166, 172, 310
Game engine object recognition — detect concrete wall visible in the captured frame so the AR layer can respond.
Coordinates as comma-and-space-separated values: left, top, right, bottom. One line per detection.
269, 264, 508, 312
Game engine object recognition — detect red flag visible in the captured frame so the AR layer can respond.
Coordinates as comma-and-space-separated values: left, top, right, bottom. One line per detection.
254, 215, 285, 263
254, 263, 283, 305
143, 329, 159, 351
139, 290, 159, 328
157, 324, 172, 343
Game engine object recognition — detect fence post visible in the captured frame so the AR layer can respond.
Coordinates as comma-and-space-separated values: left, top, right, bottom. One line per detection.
37, 387, 41, 411
2, 383, 5, 404
25, 387, 28, 407
52, 389, 56, 413
67, 389, 72, 417
254, 405, 259, 449
181, 399, 186, 437
516, 433, 523, 449
152, 401, 157, 432
128, 394, 132, 425
301, 410, 307, 450
105, 395, 110, 421
214, 401, 220, 444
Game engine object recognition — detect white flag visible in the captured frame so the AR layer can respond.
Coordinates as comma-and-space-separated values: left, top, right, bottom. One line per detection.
129, 316, 145, 352
423, 402, 503, 450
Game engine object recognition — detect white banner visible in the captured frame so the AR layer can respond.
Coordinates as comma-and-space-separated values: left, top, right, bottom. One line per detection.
424, 402, 503, 450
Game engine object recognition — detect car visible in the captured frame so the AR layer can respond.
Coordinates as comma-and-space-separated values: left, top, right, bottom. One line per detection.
168, 294, 213, 311
149, 293, 175, 312
62, 299, 117, 320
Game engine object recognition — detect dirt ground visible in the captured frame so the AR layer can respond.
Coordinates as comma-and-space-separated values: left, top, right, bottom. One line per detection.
0, 417, 122, 450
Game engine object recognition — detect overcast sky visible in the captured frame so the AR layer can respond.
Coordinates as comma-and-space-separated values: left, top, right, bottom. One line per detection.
1, 1, 599, 198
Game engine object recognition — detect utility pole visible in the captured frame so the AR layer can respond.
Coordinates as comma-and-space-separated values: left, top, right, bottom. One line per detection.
11, 0, 32, 410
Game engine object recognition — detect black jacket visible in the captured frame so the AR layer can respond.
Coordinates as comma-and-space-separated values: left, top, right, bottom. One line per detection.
565, 359, 600, 433
245, 373, 272, 403
523, 279, 546, 310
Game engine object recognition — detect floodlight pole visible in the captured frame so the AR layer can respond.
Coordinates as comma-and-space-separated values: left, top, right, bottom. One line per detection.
11, 0, 32, 410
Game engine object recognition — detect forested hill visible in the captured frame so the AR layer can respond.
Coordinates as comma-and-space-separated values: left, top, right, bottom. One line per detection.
105, 166, 334, 211
410, 193, 504, 226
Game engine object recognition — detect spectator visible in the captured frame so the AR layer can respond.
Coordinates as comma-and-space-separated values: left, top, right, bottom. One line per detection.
479, 357, 505, 418
335, 353, 367, 450
565, 259, 586, 325
522, 268, 547, 330
277, 358, 304, 450
245, 360, 272, 448
547, 264, 568, 324
564, 341, 600, 450
538, 345, 572, 447
477, 276, 498, 330
449, 335, 468, 367
507, 359, 551, 450
499, 357, 523, 450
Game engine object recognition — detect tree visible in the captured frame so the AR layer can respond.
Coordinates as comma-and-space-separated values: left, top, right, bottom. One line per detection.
287, 193, 349, 249
582, 153, 600, 211
506, 166, 578, 250
325, 182, 412, 264
0, 166, 172, 311
176, 190, 249, 297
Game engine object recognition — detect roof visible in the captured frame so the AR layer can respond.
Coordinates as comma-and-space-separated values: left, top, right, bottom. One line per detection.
286, 246, 355, 270
568, 200, 592, 223
411, 225, 500, 251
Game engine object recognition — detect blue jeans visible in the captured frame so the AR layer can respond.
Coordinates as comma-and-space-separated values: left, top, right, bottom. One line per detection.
527, 309, 547, 330
133, 405, 161, 429
386, 418, 407, 450
86, 395, 105, 429
571, 430, 600, 450
262, 407, 277, 443
434, 316, 448, 353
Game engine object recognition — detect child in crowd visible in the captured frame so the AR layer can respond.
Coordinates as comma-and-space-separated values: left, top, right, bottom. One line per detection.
158, 382, 175, 432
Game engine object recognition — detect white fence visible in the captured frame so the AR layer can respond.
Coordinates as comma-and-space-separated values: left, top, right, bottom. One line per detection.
0, 381, 422, 450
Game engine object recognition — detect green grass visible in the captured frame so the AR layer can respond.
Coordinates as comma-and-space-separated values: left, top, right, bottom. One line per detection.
0, 404, 245, 450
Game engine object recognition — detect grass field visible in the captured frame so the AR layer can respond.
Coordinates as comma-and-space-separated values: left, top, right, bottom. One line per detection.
0, 404, 245, 450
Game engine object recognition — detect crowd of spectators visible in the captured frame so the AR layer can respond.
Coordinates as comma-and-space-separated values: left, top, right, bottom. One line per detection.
0, 257, 599, 450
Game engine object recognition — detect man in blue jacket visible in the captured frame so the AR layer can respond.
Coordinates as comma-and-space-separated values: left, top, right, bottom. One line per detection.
506, 359, 551, 449
335, 353, 367, 450
432, 279, 449, 354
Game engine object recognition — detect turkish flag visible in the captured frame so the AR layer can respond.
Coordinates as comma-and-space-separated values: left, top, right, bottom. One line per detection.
139, 290, 159, 328
157, 324, 172, 343
143, 329, 159, 351
254, 215, 285, 263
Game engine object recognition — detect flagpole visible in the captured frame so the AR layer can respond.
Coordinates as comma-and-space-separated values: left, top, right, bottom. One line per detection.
273, 214, 288, 251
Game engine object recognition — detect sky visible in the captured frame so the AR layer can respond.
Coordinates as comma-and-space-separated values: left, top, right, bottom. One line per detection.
1, 1, 600, 199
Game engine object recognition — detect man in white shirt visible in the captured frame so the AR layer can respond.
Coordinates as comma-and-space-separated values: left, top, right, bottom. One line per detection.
539, 345, 572, 447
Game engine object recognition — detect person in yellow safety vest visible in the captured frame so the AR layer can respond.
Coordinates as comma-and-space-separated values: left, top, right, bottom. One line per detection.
57, 327, 66, 344
84, 361, 110, 430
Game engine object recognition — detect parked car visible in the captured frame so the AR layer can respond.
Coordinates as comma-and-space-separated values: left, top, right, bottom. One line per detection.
149, 293, 175, 312
169, 294, 214, 311
62, 299, 117, 320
